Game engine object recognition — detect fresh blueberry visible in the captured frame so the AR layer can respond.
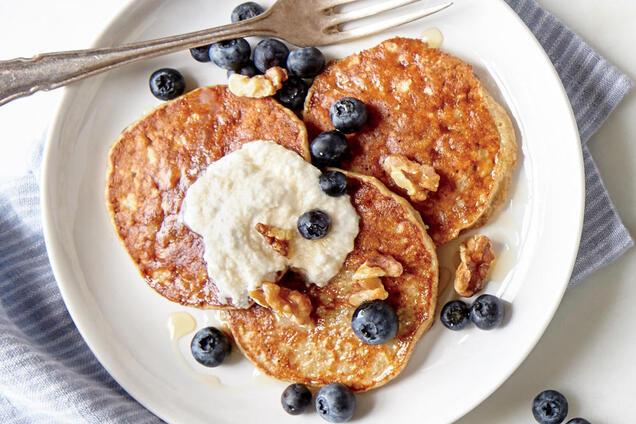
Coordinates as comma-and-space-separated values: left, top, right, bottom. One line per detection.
440, 300, 470, 331
281, 383, 312, 415
287, 47, 326, 78
253, 39, 290, 73
566, 419, 591, 424
297, 210, 331, 240
190, 327, 231, 367
351, 300, 399, 345
315, 383, 356, 423
227, 62, 260, 78
209, 38, 251, 71
319, 171, 348, 197
190, 45, 211, 62
231, 2, 265, 23
275, 77, 308, 110
469, 294, 505, 330
149, 68, 186, 101
310, 131, 348, 167
329, 97, 368, 134
532, 390, 569, 424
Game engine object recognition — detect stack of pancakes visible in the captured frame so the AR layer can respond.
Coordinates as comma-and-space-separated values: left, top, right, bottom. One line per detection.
107, 38, 516, 391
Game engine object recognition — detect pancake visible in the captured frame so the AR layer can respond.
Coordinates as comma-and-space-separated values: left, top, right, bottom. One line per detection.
106, 86, 309, 308
304, 37, 517, 245
226, 171, 438, 392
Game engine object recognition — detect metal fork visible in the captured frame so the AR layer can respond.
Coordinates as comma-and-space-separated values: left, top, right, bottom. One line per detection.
0, 0, 452, 106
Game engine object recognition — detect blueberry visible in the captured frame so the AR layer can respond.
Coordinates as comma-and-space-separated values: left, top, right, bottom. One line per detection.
440, 300, 470, 331
281, 383, 312, 415
190, 45, 211, 62
287, 47, 326, 78
231, 2, 265, 23
275, 77, 308, 110
329, 97, 368, 134
566, 419, 591, 424
319, 171, 348, 197
351, 300, 398, 345
315, 383, 356, 423
310, 131, 348, 167
227, 62, 260, 78
149, 68, 186, 101
190, 327, 231, 367
297, 210, 331, 240
209, 38, 251, 71
532, 390, 569, 424
469, 294, 505, 330
253, 39, 290, 73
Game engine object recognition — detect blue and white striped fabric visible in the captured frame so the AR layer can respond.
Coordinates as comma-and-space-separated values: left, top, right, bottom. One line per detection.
506, 0, 634, 283
0, 175, 160, 423
0, 0, 632, 422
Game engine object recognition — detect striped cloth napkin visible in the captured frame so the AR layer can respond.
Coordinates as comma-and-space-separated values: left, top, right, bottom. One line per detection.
0, 0, 632, 422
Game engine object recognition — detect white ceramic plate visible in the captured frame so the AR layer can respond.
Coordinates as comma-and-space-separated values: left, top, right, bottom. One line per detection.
41, 0, 584, 422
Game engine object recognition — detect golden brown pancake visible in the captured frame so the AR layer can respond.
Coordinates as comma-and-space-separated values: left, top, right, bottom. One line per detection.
304, 37, 517, 245
227, 171, 438, 392
106, 86, 309, 308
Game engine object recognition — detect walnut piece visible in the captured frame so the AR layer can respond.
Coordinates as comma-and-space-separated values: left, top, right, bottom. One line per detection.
349, 253, 402, 306
255, 223, 292, 257
249, 282, 313, 327
352, 253, 403, 280
454, 235, 496, 297
382, 155, 440, 202
349, 277, 389, 307
228, 66, 288, 98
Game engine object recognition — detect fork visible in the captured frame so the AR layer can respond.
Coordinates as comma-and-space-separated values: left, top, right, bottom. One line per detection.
0, 0, 452, 107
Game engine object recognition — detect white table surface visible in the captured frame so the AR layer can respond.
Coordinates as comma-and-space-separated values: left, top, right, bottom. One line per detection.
1, 1, 634, 422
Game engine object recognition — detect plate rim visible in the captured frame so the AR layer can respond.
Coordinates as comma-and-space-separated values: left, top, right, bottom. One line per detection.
40, 0, 585, 422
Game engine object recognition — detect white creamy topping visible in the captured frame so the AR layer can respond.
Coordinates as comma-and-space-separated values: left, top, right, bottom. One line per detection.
182, 140, 360, 308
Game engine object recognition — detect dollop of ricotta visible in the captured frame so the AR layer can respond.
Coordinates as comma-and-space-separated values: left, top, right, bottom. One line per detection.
182, 140, 359, 308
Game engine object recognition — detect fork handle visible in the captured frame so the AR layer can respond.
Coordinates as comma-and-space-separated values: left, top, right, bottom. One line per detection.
0, 16, 275, 107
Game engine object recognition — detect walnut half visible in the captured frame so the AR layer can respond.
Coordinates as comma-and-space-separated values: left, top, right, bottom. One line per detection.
250, 282, 313, 327
382, 154, 440, 202
348, 253, 402, 306
454, 235, 495, 297
228, 66, 288, 98
255, 223, 292, 257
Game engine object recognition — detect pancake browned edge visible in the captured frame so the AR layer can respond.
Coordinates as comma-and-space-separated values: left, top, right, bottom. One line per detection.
304, 37, 517, 245
226, 171, 438, 392
106, 86, 309, 309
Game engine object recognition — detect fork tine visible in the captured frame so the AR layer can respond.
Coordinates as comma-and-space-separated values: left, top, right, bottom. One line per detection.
329, 0, 426, 26
333, 2, 453, 41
